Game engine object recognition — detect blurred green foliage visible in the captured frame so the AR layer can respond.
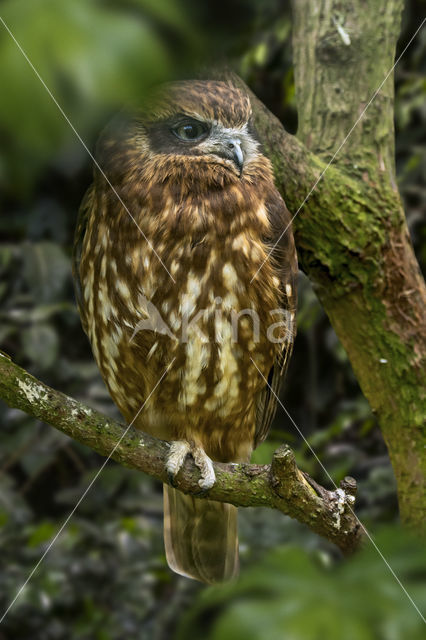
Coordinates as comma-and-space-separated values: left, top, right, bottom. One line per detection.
0, 0, 196, 193
178, 529, 426, 640
0, 0, 425, 638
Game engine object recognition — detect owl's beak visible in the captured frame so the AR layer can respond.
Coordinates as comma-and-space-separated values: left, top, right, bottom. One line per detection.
226, 138, 244, 176
208, 136, 245, 176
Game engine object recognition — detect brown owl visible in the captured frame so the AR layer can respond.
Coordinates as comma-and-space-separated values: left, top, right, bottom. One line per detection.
73, 80, 297, 584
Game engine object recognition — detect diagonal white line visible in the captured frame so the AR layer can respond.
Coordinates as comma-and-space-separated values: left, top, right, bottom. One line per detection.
0, 16, 176, 284
251, 16, 426, 283
0, 358, 175, 624
250, 356, 426, 624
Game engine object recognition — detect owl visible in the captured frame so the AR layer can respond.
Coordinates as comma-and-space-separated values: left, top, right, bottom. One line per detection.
73, 80, 297, 584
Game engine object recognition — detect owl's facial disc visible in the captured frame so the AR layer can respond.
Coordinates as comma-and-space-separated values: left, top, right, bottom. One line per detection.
145, 112, 258, 176
204, 135, 244, 176
198, 123, 258, 177
170, 118, 246, 174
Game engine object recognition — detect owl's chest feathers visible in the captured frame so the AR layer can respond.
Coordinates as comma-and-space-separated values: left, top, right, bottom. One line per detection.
142, 218, 278, 417
84, 198, 279, 427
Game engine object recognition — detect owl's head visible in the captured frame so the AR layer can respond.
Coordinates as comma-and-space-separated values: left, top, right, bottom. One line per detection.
139, 80, 259, 176
98, 81, 262, 181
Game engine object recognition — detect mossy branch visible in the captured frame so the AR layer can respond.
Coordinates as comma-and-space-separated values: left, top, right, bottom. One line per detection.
0, 353, 363, 556
219, 0, 426, 533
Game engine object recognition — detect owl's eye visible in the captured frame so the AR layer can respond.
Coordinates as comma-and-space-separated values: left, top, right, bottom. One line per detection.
172, 120, 208, 142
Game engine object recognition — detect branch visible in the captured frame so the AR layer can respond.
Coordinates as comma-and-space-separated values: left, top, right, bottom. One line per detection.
0, 352, 363, 556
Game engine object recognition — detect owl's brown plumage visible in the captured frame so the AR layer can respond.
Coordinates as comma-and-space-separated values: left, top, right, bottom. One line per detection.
73, 80, 297, 583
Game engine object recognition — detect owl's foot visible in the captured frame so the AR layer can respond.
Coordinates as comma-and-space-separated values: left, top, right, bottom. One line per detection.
166, 440, 216, 491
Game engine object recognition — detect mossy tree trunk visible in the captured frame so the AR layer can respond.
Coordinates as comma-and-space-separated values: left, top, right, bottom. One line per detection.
246, 0, 425, 530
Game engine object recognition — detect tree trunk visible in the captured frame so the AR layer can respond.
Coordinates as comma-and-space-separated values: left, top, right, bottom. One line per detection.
248, 0, 425, 530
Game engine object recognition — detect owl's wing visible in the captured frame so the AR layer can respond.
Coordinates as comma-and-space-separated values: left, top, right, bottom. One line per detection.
72, 184, 95, 333
254, 192, 297, 448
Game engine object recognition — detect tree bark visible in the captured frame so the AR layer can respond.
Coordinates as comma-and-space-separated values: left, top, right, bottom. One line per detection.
239, 0, 425, 531
0, 353, 363, 555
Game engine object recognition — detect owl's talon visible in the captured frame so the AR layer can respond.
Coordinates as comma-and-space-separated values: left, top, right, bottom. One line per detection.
165, 440, 216, 491
192, 446, 216, 490
166, 440, 191, 486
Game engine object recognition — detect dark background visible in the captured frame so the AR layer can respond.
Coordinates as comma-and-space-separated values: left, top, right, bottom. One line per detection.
0, 1, 425, 638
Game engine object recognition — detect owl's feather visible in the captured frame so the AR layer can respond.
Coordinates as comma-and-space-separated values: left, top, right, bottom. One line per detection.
164, 486, 238, 584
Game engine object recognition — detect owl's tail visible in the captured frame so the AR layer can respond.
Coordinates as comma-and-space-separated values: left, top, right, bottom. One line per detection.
163, 484, 239, 584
